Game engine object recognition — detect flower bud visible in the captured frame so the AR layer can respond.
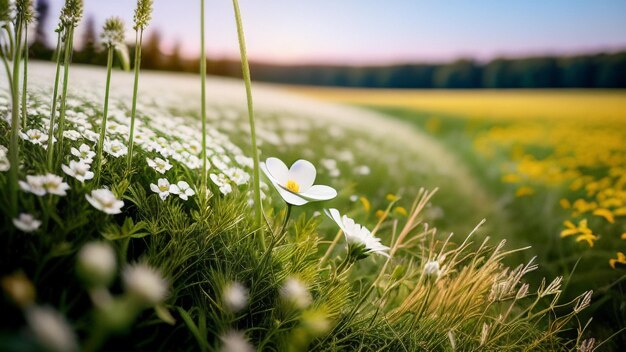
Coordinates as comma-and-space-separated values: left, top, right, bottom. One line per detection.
76, 242, 117, 288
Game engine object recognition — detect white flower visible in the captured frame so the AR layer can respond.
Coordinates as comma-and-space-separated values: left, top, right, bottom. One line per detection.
223, 282, 248, 312
224, 167, 250, 185
103, 139, 128, 158
122, 263, 167, 305
150, 178, 175, 200
169, 181, 195, 200
20, 129, 49, 145
0, 145, 9, 172
280, 277, 312, 309
260, 157, 337, 206
325, 208, 390, 257
210, 173, 232, 195
354, 165, 371, 176
12, 213, 42, 233
146, 157, 172, 174
62, 160, 94, 183
25, 306, 78, 352
77, 242, 117, 287
86, 189, 124, 214
71, 143, 96, 164
19, 174, 70, 197
220, 330, 254, 352
63, 130, 82, 141
423, 260, 441, 279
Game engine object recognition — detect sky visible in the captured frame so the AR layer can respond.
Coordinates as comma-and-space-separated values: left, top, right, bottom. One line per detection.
41, 0, 626, 65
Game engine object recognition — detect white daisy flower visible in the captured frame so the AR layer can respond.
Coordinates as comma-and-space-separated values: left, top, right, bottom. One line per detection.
122, 263, 168, 305
70, 144, 96, 164
146, 157, 172, 174
210, 173, 232, 195
0, 145, 9, 172
63, 130, 82, 141
325, 208, 390, 257
19, 174, 70, 197
261, 157, 337, 206
62, 160, 94, 183
222, 282, 248, 313
12, 213, 42, 233
103, 140, 128, 158
169, 181, 195, 200
150, 178, 174, 200
85, 189, 124, 214
20, 129, 49, 145
224, 167, 250, 186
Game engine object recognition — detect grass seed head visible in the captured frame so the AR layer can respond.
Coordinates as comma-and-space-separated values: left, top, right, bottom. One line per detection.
101, 17, 125, 48
60, 0, 82, 28
133, 0, 153, 30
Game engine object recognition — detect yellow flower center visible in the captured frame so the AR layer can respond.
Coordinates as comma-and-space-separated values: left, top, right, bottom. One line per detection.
286, 180, 300, 193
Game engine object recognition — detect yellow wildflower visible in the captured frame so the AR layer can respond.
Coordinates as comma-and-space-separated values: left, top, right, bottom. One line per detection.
576, 233, 598, 247
559, 198, 571, 209
375, 210, 385, 219
609, 252, 626, 269
592, 208, 615, 224
386, 193, 399, 202
359, 196, 371, 213
394, 206, 408, 217
515, 186, 534, 197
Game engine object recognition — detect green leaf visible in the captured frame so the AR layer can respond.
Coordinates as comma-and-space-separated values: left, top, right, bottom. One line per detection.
155, 305, 176, 325
176, 307, 208, 350
115, 44, 130, 72
101, 217, 150, 240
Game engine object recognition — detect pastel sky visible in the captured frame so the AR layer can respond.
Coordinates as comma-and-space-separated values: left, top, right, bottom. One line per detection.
42, 0, 626, 64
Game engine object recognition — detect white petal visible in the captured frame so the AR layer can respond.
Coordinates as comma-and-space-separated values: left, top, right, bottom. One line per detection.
150, 184, 160, 193
325, 208, 348, 234
272, 180, 308, 205
300, 185, 337, 201
265, 157, 289, 185
288, 159, 316, 191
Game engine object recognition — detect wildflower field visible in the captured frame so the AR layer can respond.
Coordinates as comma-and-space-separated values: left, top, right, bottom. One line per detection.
0, 1, 622, 351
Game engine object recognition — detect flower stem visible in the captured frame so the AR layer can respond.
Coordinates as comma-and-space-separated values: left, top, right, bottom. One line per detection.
199, 0, 207, 190
46, 31, 63, 170
8, 19, 24, 217
95, 47, 114, 184
21, 27, 28, 129
232, 0, 262, 229
319, 229, 343, 268
55, 25, 75, 168
126, 29, 143, 172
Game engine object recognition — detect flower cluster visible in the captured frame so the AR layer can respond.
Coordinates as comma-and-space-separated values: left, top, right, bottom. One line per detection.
19, 174, 70, 196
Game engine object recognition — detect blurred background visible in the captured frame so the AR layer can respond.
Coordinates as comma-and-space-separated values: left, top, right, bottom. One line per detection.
29, 0, 626, 88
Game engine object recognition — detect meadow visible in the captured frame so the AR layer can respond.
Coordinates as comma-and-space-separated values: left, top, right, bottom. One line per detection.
290, 86, 626, 347
0, 0, 620, 351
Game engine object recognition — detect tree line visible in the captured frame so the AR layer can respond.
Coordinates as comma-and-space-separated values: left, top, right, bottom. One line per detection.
29, 1, 626, 89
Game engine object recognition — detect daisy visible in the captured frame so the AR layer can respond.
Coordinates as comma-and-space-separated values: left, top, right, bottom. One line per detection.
146, 157, 172, 174
19, 174, 70, 196
326, 208, 390, 257
150, 178, 174, 200
62, 160, 94, 183
210, 173, 232, 195
63, 130, 82, 141
12, 213, 42, 233
103, 140, 128, 158
20, 129, 49, 145
169, 181, 195, 200
261, 157, 337, 206
71, 144, 96, 164
86, 189, 124, 214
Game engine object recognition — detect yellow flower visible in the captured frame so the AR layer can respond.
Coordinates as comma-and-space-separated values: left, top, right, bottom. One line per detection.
592, 208, 615, 223
375, 210, 385, 219
394, 206, 408, 217
621, 233, 626, 240
359, 196, 371, 213
576, 233, 598, 247
561, 219, 598, 247
502, 173, 521, 183
515, 186, 534, 197
386, 193, 399, 202
609, 252, 626, 269
559, 198, 571, 209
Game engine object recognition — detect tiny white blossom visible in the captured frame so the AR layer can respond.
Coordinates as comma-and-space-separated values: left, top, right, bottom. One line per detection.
71, 144, 96, 164
86, 189, 124, 214
220, 331, 254, 352
62, 160, 94, 183
77, 242, 117, 287
122, 263, 168, 305
146, 157, 172, 174
0, 145, 9, 172
423, 260, 441, 279
150, 178, 174, 200
223, 282, 248, 312
210, 173, 233, 195
280, 277, 312, 309
103, 140, 128, 158
63, 130, 82, 141
12, 213, 42, 233
20, 129, 49, 145
25, 306, 78, 352
19, 174, 70, 196
169, 181, 195, 200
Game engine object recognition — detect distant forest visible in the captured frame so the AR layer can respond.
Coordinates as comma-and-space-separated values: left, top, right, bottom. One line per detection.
30, 1, 626, 89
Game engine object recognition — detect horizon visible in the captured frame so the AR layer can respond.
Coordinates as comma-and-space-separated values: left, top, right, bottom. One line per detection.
40, 0, 626, 65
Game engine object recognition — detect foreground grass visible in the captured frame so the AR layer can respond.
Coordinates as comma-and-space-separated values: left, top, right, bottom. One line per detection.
0, 65, 598, 351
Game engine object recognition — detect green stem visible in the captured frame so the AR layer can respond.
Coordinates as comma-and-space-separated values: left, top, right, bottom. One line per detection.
8, 19, 24, 217
199, 0, 207, 190
126, 29, 143, 171
232, 0, 262, 230
21, 27, 28, 129
55, 25, 75, 168
46, 31, 63, 170
95, 48, 114, 184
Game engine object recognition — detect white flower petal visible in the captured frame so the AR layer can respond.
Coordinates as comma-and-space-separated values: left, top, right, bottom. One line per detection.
288, 159, 316, 191
300, 185, 337, 201
272, 180, 309, 205
264, 157, 289, 185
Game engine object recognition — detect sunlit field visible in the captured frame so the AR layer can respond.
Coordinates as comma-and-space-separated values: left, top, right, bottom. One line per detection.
290, 86, 626, 346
